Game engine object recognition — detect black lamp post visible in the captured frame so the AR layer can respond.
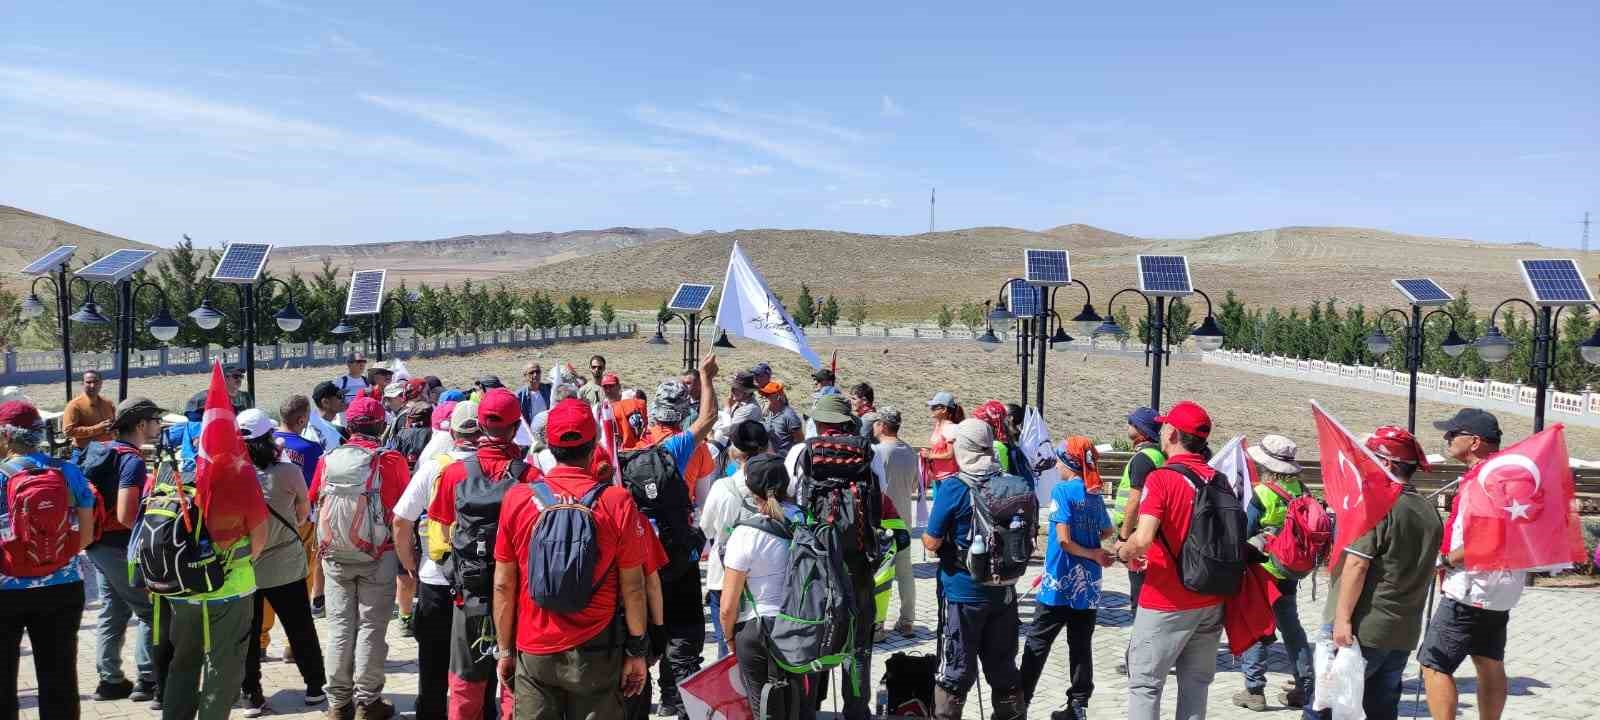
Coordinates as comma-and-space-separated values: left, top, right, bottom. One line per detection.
647, 313, 727, 372
981, 278, 1100, 412
1366, 307, 1469, 433
1471, 300, 1600, 432
68, 280, 179, 402
1094, 288, 1225, 410
19, 273, 86, 404
188, 278, 305, 407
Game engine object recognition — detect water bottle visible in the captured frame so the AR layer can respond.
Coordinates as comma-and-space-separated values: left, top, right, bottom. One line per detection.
0, 512, 13, 543
969, 532, 991, 581
876, 680, 888, 716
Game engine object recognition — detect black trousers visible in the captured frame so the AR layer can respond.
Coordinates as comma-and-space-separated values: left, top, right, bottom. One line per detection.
814, 575, 875, 719
413, 582, 454, 720
0, 581, 85, 720
657, 572, 705, 708
735, 619, 817, 720
244, 577, 327, 696
1019, 605, 1097, 705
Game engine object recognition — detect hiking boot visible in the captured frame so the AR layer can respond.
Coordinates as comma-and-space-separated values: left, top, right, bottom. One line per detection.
874, 625, 890, 643
895, 619, 916, 637
325, 704, 355, 720
399, 614, 415, 638
93, 679, 134, 701
306, 686, 326, 705
1050, 700, 1089, 720
1233, 690, 1267, 711
656, 703, 685, 717
1282, 687, 1309, 708
355, 698, 395, 720
129, 680, 158, 702
242, 691, 268, 717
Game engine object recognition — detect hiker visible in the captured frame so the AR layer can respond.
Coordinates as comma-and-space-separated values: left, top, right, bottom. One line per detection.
628, 356, 720, 716
1115, 400, 1242, 720
786, 393, 895, 720
1233, 434, 1315, 711
700, 421, 772, 657
810, 368, 839, 400
750, 362, 773, 390
307, 381, 348, 453
1111, 406, 1163, 676
367, 365, 396, 404
394, 401, 480, 720
871, 405, 919, 638
222, 366, 251, 409
578, 354, 608, 406
920, 391, 961, 487
1303, 425, 1441, 720
491, 397, 651, 717
390, 401, 435, 470
268, 395, 324, 665
719, 453, 814, 720
760, 380, 803, 457
82, 397, 166, 703
1422, 409, 1520, 720
678, 368, 703, 426
1020, 436, 1114, 720
237, 409, 326, 717
922, 418, 1029, 720
516, 362, 551, 424
608, 373, 650, 451
849, 382, 877, 438
310, 396, 409, 720
428, 390, 542, 718
0, 399, 96, 720
714, 370, 765, 448
381, 383, 409, 438
62, 369, 114, 460
335, 353, 369, 405
975, 400, 1032, 482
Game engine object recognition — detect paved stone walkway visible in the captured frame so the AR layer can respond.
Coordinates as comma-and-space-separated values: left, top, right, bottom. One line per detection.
17, 557, 1600, 718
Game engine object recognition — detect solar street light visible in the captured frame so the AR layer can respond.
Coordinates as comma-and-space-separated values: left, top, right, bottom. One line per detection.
1381, 281, 1472, 431
273, 301, 304, 333
1093, 318, 1124, 338
1191, 315, 1225, 352
1048, 325, 1072, 351
987, 300, 1015, 322
189, 297, 225, 331
658, 284, 719, 371
646, 323, 670, 346
1365, 327, 1395, 357
1102, 258, 1212, 410
391, 315, 416, 341
146, 303, 180, 343
974, 326, 1001, 352
1471, 325, 1514, 363
712, 330, 736, 349
982, 257, 1096, 411
19, 293, 46, 320
1441, 328, 1468, 358
69, 298, 111, 326
331, 317, 358, 336
20, 246, 80, 403
1069, 303, 1103, 337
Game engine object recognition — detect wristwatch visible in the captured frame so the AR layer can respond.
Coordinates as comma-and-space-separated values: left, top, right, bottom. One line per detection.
624, 633, 649, 658
495, 647, 514, 661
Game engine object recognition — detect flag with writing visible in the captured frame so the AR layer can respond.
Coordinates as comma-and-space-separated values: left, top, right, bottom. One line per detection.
715, 241, 823, 369
1209, 435, 1257, 505
679, 654, 752, 720
195, 361, 267, 547
1459, 424, 1585, 572
1310, 401, 1403, 570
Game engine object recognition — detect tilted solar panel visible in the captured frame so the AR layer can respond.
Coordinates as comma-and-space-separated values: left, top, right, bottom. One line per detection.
210, 243, 273, 284
1024, 249, 1071, 286
1137, 255, 1193, 296
1391, 278, 1452, 306
345, 270, 388, 316
667, 283, 715, 313
1520, 259, 1594, 305
22, 246, 77, 276
75, 249, 157, 283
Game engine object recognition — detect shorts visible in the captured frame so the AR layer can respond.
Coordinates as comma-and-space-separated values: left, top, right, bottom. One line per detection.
1418, 597, 1509, 674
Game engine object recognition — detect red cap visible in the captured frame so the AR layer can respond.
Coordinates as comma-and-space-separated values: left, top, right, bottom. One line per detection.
1155, 400, 1211, 438
600, 372, 620, 387
477, 388, 521, 431
546, 398, 598, 448
431, 401, 458, 432
346, 396, 385, 425
0, 400, 42, 430
405, 378, 427, 400
1366, 425, 1431, 471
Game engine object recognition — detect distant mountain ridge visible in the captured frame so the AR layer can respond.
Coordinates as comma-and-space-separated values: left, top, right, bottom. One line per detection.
0, 205, 159, 274
271, 227, 684, 283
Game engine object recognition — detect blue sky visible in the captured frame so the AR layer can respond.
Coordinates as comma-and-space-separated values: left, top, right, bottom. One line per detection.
2, 1, 1595, 247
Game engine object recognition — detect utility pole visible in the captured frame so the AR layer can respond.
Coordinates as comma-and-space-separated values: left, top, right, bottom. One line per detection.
1582, 211, 1591, 253
929, 187, 935, 234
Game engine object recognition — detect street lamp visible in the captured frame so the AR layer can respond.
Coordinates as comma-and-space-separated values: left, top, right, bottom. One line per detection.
18, 246, 81, 404
1097, 286, 1225, 410
654, 283, 719, 371
1368, 304, 1469, 432
68, 280, 178, 401
187, 276, 305, 407
1472, 298, 1600, 431
977, 273, 1097, 412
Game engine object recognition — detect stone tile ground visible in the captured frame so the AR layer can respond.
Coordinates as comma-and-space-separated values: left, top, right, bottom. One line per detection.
18, 557, 1599, 718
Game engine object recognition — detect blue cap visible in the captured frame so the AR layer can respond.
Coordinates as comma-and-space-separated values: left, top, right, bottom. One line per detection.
440, 389, 468, 402
1127, 407, 1160, 442
927, 391, 956, 408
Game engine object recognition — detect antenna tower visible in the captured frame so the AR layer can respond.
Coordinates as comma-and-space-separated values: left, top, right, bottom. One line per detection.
1583, 211, 1591, 253
929, 187, 936, 234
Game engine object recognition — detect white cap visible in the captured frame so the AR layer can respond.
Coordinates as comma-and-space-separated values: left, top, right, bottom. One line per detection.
237, 408, 277, 440
383, 383, 408, 399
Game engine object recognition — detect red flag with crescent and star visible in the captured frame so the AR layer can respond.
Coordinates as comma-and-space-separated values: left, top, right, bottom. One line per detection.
1310, 401, 1405, 570
1458, 424, 1585, 572
195, 361, 267, 547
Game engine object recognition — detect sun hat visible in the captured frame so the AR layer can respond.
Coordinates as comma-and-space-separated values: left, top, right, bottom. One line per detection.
1155, 400, 1211, 438
383, 383, 408, 399
953, 419, 997, 475
810, 395, 853, 424
236, 408, 276, 440
732, 371, 758, 391
1126, 407, 1161, 442
652, 380, 690, 424
1246, 434, 1302, 475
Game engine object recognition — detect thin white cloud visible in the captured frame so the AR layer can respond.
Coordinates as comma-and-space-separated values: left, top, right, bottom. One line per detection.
881, 95, 904, 118
838, 195, 894, 209
706, 99, 868, 144
633, 103, 869, 177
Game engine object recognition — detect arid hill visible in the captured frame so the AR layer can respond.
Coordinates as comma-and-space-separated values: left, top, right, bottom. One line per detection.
0, 205, 159, 278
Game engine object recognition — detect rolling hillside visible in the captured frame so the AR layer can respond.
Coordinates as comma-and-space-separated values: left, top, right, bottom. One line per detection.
273, 227, 683, 284
0, 205, 159, 279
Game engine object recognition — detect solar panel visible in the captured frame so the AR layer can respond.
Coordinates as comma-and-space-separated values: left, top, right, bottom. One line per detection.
21, 245, 77, 275
1024, 249, 1071, 286
1137, 255, 1193, 296
667, 283, 715, 313
1391, 278, 1453, 306
74, 249, 157, 283
344, 270, 388, 316
1009, 282, 1043, 317
1519, 259, 1595, 306
210, 243, 273, 284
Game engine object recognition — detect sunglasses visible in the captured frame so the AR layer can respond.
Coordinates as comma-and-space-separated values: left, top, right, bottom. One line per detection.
1444, 430, 1477, 443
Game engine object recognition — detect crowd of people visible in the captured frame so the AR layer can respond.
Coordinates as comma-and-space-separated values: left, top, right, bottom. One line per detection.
0, 351, 1540, 720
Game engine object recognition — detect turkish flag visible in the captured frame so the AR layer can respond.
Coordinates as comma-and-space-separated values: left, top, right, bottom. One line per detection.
679, 654, 753, 720
1310, 402, 1404, 570
194, 361, 266, 547
1459, 424, 1586, 572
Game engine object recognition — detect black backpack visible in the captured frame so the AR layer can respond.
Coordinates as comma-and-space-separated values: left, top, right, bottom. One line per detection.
1158, 463, 1248, 596
956, 471, 1038, 586
134, 476, 228, 598
526, 481, 610, 614
798, 434, 883, 575
619, 444, 703, 582
451, 456, 527, 597
392, 427, 434, 470
882, 652, 937, 717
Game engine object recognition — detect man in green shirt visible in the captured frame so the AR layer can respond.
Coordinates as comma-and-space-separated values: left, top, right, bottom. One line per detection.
1302, 425, 1442, 720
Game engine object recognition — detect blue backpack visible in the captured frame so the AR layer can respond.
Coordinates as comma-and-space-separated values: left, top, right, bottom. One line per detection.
526, 481, 610, 614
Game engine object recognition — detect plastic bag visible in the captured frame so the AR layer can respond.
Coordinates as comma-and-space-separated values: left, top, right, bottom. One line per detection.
1326, 644, 1368, 719
1312, 636, 1336, 711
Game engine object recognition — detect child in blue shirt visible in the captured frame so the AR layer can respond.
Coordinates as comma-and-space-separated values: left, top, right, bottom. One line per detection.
1019, 436, 1113, 719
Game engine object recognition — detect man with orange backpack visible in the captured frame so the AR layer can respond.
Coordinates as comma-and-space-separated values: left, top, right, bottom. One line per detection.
0, 399, 97, 719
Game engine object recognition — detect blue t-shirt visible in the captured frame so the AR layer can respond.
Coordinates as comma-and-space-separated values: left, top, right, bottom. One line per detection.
658, 430, 698, 476
164, 421, 201, 472
925, 477, 1009, 604
1037, 478, 1111, 609
0, 453, 96, 590
275, 430, 323, 487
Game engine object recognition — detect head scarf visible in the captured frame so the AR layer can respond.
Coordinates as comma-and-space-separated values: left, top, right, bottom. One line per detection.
1056, 436, 1103, 492
953, 418, 997, 476
973, 400, 1010, 443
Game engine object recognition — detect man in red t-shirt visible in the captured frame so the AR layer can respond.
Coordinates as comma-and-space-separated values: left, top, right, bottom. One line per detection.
428, 389, 541, 719
1115, 400, 1228, 720
492, 398, 650, 717
308, 395, 410, 718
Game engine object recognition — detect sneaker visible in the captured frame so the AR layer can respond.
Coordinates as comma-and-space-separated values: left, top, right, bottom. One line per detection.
306, 687, 327, 705
1282, 687, 1309, 708
1232, 690, 1267, 712
356, 698, 396, 720
92, 679, 134, 701
129, 681, 158, 702
894, 619, 916, 637
1050, 701, 1089, 720
399, 614, 415, 638
326, 704, 355, 720
242, 691, 268, 717
873, 626, 890, 643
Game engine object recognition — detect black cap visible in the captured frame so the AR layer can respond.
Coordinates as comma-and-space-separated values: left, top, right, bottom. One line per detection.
477, 375, 505, 390
114, 397, 165, 427
224, 365, 246, 378
1433, 408, 1502, 444
743, 453, 788, 500
732, 371, 757, 391
811, 368, 835, 383
731, 420, 769, 454
185, 390, 208, 416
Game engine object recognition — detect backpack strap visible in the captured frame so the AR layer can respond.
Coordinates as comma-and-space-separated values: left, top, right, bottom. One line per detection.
504, 457, 529, 484
464, 456, 487, 485
1154, 463, 1206, 561
1262, 479, 1295, 503
529, 482, 557, 510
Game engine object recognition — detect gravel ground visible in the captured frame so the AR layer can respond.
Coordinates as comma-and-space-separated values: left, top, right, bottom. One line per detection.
19, 336, 1600, 458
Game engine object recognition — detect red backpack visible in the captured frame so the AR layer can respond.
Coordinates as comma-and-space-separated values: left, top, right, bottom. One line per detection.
1, 461, 83, 578
1264, 481, 1332, 577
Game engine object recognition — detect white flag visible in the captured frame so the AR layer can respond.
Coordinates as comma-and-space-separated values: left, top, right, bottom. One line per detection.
715, 242, 823, 368
1209, 435, 1256, 504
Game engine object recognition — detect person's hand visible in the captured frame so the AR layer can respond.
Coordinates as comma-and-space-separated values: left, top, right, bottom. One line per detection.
700, 354, 719, 380
1333, 619, 1356, 649
1095, 548, 1116, 568
622, 656, 648, 697
497, 655, 515, 687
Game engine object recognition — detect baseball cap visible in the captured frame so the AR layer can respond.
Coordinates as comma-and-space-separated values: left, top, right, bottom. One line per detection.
1432, 408, 1502, 444
744, 453, 788, 499
477, 388, 520, 432
114, 397, 166, 427
477, 375, 505, 390
0, 400, 43, 430
370, 364, 394, 377
1366, 425, 1431, 471
1126, 407, 1161, 442
811, 395, 853, 424
927, 391, 956, 408
432, 401, 459, 431
750, 362, 772, 377
345, 396, 385, 425
731, 420, 770, 454
600, 372, 621, 387
758, 380, 787, 396
224, 365, 246, 379
346, 351, 367, 364
450, 401, 480, 434
382, 382, 408, 399
732, 371, 757, 391
811, 368, 836, 383
236, 408, 276, 440
1155, 400, 1211, 438
546, 398, 598, 448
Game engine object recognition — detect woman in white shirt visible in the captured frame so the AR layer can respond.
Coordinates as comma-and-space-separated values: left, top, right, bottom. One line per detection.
718, 454, 810, 720
700, 421, 771, 658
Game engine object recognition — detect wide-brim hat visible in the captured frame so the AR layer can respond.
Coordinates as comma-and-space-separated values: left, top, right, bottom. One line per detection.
1246, 434, 1301, 475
